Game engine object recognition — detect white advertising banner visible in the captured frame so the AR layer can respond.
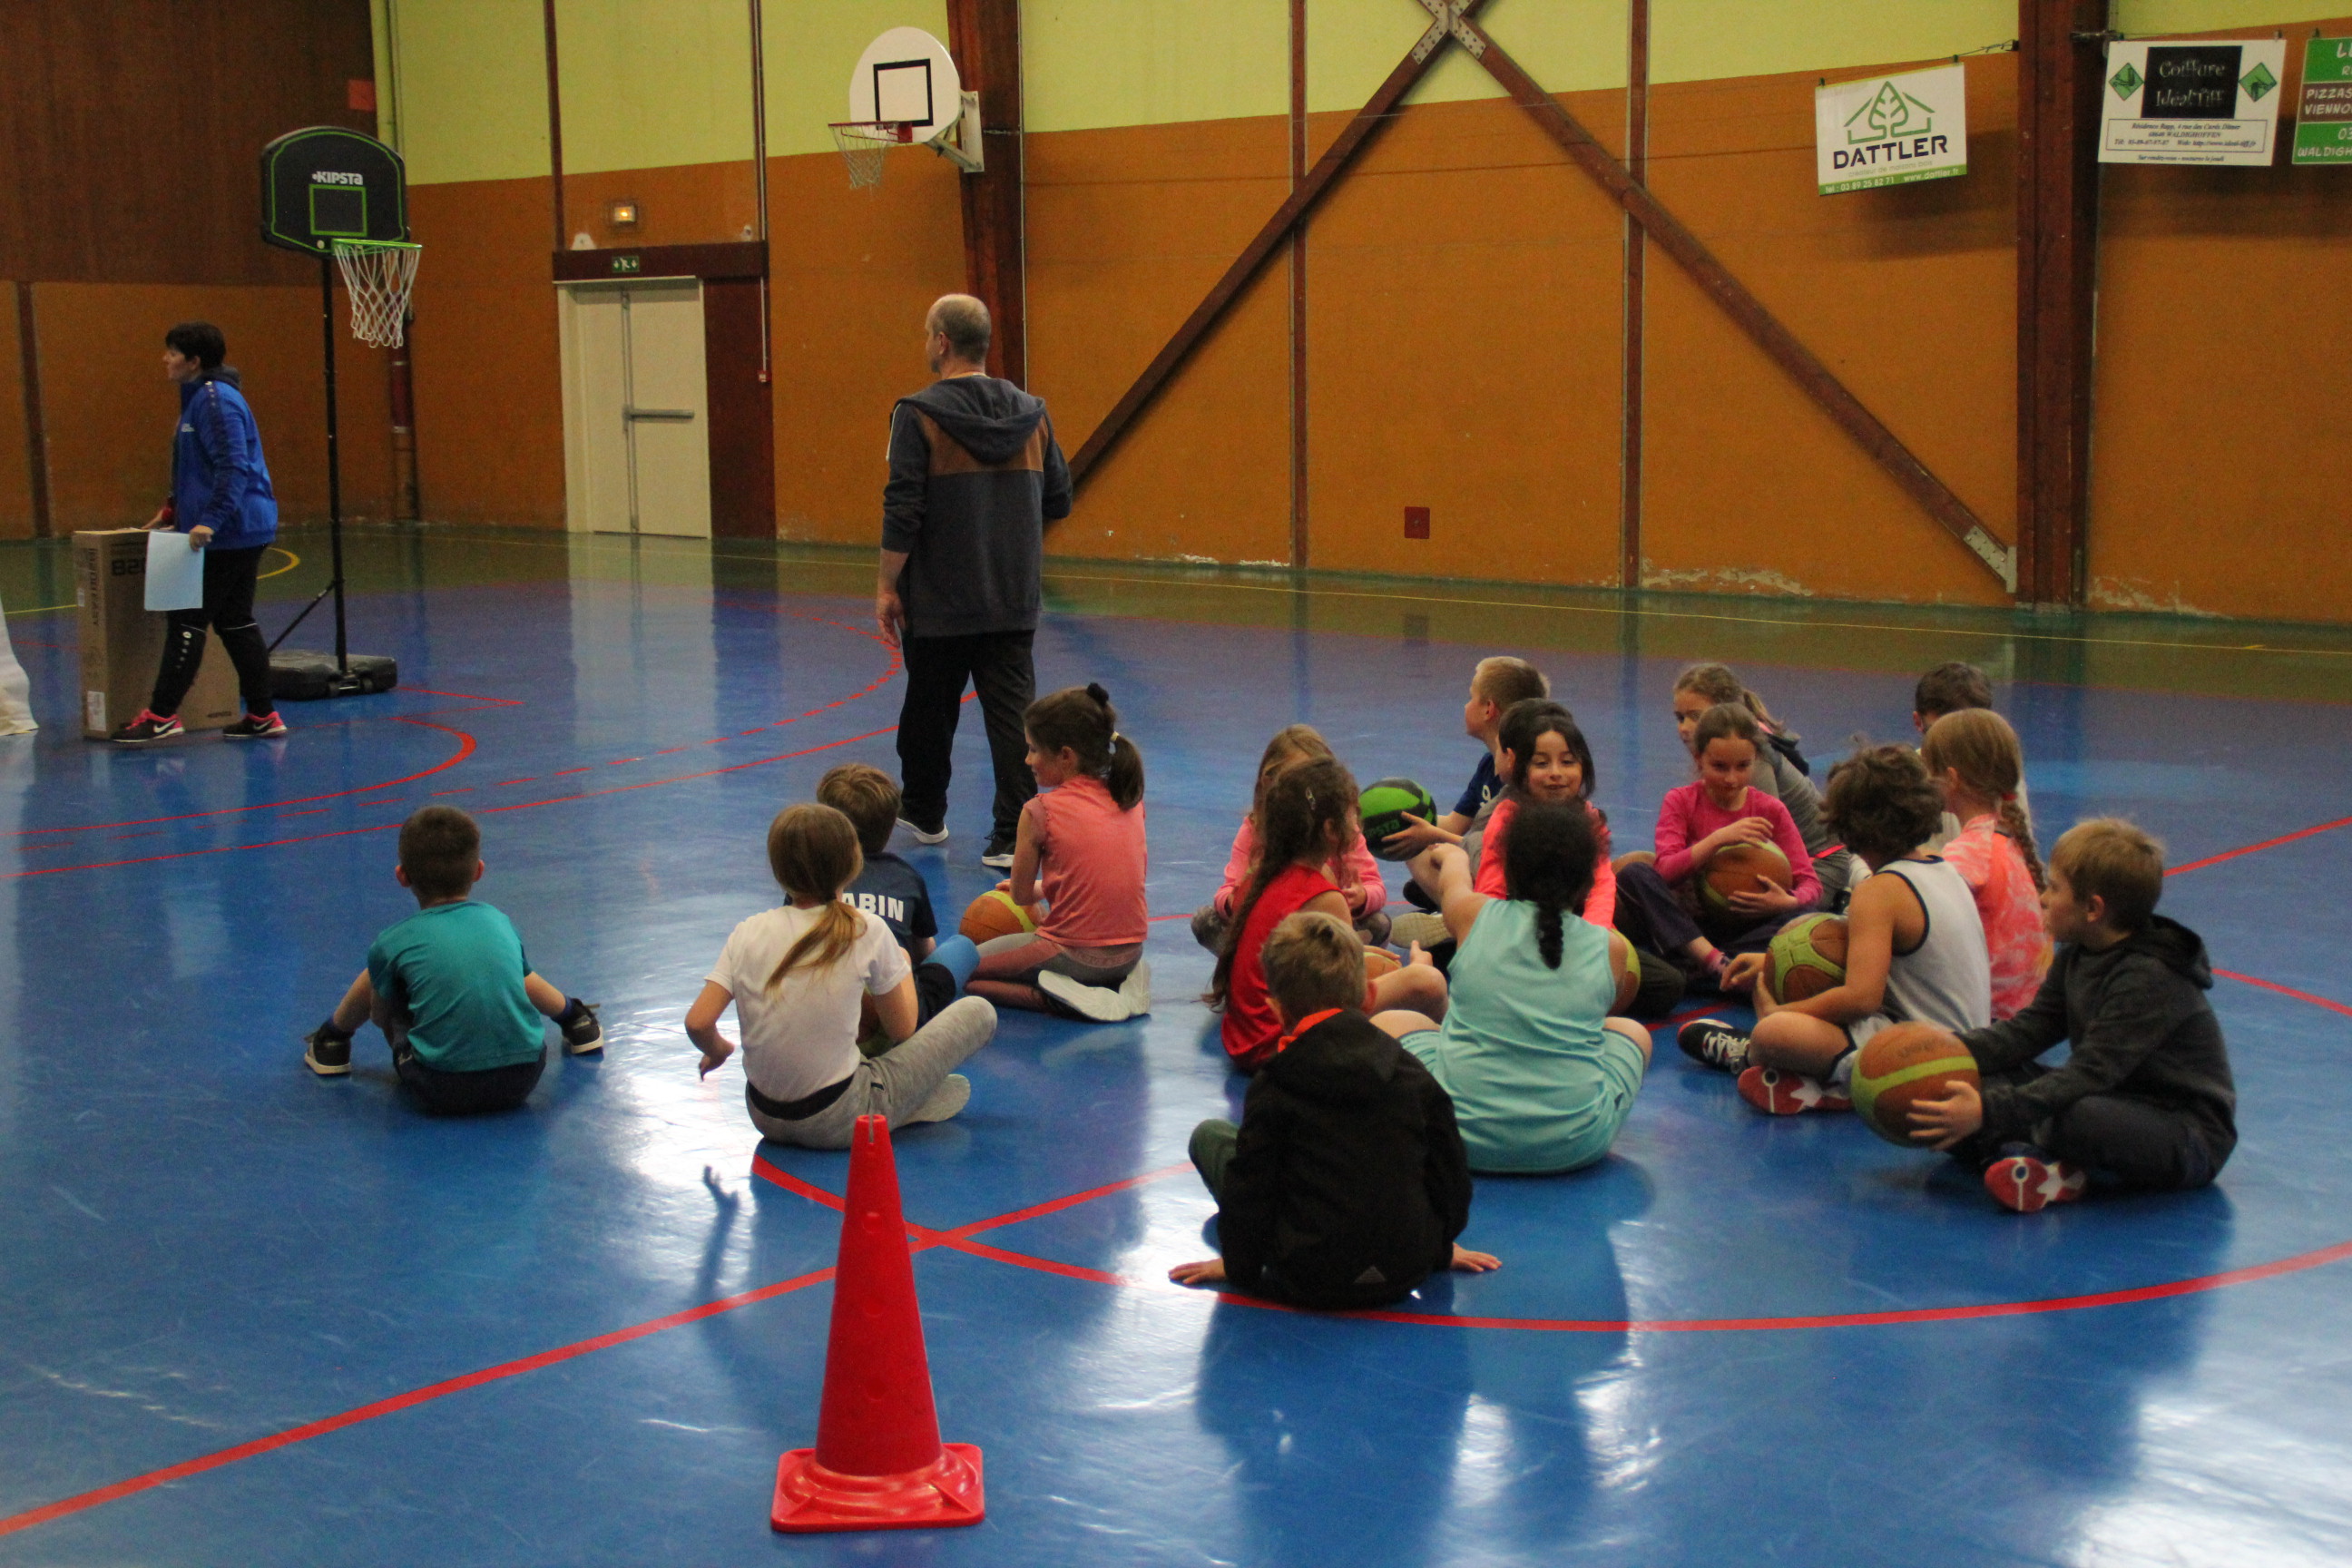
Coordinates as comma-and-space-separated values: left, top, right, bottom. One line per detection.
1815, 64, 1968, 194
2100, 38, 2287, 165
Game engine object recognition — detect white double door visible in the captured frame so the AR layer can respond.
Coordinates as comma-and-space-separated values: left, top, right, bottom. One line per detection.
559, 279, 712, 537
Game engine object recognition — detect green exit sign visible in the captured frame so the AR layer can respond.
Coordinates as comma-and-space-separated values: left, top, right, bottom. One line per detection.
611, 254, 642, 274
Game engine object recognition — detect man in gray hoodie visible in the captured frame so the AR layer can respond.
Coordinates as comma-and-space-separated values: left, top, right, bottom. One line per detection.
876, 295, 1072, 867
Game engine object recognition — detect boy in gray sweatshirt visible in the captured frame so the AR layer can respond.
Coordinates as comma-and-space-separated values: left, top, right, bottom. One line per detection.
1908, 818, 2236, 1212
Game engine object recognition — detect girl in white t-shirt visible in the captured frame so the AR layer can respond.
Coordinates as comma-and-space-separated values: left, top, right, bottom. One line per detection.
685, 803, 995, 1148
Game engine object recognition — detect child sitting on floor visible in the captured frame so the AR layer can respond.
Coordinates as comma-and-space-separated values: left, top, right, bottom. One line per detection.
966, 682, 1152, 1022
1193, 724, 1388, 954
1213, 755, 1447, 1073
1919, 710, 2050, 1020
302, 806, 603, 1114
1613, 703, 1818, 989
1171, 910, 1497, 1308
686, 803, 995, 1147
1914, 661, 2036, 851
1909, 819, 2236, 1213
1671, 662, 1856, 906
1378, 655, 1550, 869
1392, 802, 1652, 1174
1683, 745, 1990, 1116
816, 762, 982, 1026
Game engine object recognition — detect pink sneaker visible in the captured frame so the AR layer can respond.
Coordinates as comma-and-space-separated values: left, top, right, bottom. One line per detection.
1738, 1064, 1852, 1116
1984, 1151, 2088, 1213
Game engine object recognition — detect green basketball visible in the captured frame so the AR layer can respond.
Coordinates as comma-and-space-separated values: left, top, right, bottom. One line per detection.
1764, 914, 1848, 1004
1358, 778, 1437, 861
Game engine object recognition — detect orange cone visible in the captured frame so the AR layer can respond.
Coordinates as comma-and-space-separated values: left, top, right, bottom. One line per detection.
770, 1114, 985, 1533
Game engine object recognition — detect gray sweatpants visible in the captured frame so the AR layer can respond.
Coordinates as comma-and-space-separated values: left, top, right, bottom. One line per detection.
748, 995, 996, 1149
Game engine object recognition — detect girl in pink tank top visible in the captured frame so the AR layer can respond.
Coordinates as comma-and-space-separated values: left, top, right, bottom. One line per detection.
1923, 710, 2051, 1019
968, 683, 1153, 1017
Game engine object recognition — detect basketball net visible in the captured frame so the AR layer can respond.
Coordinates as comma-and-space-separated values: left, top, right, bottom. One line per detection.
829, 121, 912, 189
330, 240, 423, 348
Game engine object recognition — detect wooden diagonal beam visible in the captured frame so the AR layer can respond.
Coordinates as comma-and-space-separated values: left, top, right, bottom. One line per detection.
1455, 16, 2015, 590
1067, 0, 1493, 485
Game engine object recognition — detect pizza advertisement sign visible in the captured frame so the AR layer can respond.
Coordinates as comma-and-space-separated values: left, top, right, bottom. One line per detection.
2294, 35, 2352, 165
2100, 38, 2288, 165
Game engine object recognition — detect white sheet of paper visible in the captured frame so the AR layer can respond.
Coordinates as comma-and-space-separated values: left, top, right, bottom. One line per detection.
143, 531, 205, 612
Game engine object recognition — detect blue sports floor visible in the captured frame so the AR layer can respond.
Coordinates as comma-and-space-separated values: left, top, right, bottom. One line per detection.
5, 529, 2351, 1566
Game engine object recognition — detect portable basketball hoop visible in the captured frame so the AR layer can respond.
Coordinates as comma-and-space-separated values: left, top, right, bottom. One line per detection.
330, 239, 423, 348
829, 120, 913, 189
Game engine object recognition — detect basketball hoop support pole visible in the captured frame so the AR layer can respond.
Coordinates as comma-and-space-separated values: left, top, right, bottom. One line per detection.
319, 255, 348, 672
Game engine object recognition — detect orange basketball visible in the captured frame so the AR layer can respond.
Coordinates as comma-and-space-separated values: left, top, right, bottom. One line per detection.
958, 888, 1043, 944
1607, 929, 1642, 1014
1362, 946, 1400, 983
1700, 839, 1792, 914
1851, 1023, 1981, 1147
1764, 915, 1849, 1004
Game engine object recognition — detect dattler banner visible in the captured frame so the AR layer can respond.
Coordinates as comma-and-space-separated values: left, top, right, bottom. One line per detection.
1816, 64, 1968, 195
2294, 35, 2352, 165
2100, 38, 2288, 166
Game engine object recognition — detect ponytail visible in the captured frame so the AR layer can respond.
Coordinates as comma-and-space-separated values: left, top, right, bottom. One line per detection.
1500, 799, 1596, 971
1998, 796, 2045, 892
1027, 681, 1145, 810
1921, 708, 2040, 888
1210, 755, 1357, 1006
763, 804, 866, 992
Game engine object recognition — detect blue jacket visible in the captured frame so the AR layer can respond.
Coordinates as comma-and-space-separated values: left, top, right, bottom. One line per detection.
170, 370, 278, 550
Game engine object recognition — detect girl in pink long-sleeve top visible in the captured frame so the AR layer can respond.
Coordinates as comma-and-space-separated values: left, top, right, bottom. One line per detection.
1613, 703, 1818, 992
1192, 725, 1388, 953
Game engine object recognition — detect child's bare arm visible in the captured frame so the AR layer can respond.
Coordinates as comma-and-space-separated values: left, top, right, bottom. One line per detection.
1004, 809, 1045, 906
1168, 1257, 1229, 1286
684, 981, 737, 1078
871, 973, 919, 1044
1430, 844, 1488, 946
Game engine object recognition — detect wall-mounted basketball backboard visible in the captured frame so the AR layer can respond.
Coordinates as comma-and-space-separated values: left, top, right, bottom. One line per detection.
844, 26, 981, 176
260, 126, 409, 254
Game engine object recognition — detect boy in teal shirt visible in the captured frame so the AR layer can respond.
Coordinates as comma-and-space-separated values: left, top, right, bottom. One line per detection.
304, 807, 602, 1114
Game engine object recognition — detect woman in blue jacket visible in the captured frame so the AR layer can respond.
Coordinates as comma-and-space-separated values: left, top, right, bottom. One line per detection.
113, 322, 285, 742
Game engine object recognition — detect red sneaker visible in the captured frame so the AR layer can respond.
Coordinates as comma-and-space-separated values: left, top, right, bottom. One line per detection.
1738, 1064, 1852, 1115
1984, 1151, 2088, 1213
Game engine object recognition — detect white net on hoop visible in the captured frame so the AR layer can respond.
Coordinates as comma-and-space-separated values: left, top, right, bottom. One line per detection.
829, 122, 909, 190
331, 240, 423, 348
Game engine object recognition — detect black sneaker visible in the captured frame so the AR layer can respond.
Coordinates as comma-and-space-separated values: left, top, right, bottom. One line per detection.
897, 815, 949, 846
1677, 1017, 1752, 1073
980, 835, 1016, 869
223, 710, 288, 740
304, 1026, 353, 1076
558, 999, 604, 1054
110, 710, 184, 744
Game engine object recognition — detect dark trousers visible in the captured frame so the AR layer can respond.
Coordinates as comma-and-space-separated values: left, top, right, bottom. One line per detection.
152, 544, 274, 718
1613, 861, 1798, 961
1190, 1118, 1240, 1200
395, 1044, 546, 1115
1964, 1066, 2221, 1191
897, 630, 1036, 843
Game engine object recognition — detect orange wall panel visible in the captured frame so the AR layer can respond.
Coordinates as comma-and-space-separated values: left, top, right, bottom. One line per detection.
1304, 93, 1625, 585
32, 282, 394, 534
407, 179, 566, 528
1028, 115, 1291, 564
1638, 61, 2017, 607
768, 151, 967, 544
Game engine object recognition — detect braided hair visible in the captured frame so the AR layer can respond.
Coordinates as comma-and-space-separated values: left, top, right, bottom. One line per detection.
1500, 799, 1597, 970
1209, 755, 1356, 1008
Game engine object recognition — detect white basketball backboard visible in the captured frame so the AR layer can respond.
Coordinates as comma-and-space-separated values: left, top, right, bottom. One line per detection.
849, 27, 962, 145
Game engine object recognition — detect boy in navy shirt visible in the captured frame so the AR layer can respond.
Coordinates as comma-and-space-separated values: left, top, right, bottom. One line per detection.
1383, 657, 1550, 936
817, 763, 980, 1025
303, 808, 602, 1114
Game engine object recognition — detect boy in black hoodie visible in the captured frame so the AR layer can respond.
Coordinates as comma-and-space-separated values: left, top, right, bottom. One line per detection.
1171, 912, 1497, 1308
1909, 818, 2237, 1213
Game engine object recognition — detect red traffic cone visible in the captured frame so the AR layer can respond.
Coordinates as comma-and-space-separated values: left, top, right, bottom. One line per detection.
770, 1114, 985, 1533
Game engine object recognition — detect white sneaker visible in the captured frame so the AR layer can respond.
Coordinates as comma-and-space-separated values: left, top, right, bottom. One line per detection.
1037, 970, 1134, 1023
1388, 911, 1449, 949
897, 815, 949, 846
908, 1073, 971, 1124
1117, 961, 1152, 1016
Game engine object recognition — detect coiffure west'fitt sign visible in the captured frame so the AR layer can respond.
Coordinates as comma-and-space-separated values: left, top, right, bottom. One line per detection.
1815, 64, 1967, 195
2101, 38, 2288, 165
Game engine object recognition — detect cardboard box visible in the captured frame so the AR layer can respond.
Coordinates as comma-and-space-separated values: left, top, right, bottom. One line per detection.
74, 530, 240, 739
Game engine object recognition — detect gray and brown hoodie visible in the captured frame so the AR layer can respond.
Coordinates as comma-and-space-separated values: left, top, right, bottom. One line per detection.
881, 375, 1073, 638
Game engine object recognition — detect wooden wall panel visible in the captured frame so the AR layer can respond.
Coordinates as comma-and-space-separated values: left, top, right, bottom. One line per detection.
703, 276, 775, 540
1304, 93, 1625, 585
32, 283, 393, 534
1027, 113, 1291, 566
0, 291, 33, 540
768, 151, 966, 544
1638, 60, 2018, 607
0, 0, 377, 286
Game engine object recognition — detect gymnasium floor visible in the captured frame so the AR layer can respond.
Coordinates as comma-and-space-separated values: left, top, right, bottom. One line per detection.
5, 527, 2350, 1567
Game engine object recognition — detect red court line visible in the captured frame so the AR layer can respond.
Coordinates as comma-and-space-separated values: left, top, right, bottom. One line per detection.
2215, 968, 2352, 1019
11, 716, 479, 838
2168, 813, 2352, 876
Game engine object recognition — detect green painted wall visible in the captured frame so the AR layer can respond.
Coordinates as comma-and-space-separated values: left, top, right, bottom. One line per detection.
2114, 2, 2350, 29
763, 0, 954, 158
1651, 1, 2014, 85
1308, 0, 1629, 114
1025, 0, 1286, 132
380, 0, 549, 185
556, 0, 754, 174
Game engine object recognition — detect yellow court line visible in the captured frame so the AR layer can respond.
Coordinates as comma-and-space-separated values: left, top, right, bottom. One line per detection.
5, 544, 297, 615
1038, 571, 2352, 662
